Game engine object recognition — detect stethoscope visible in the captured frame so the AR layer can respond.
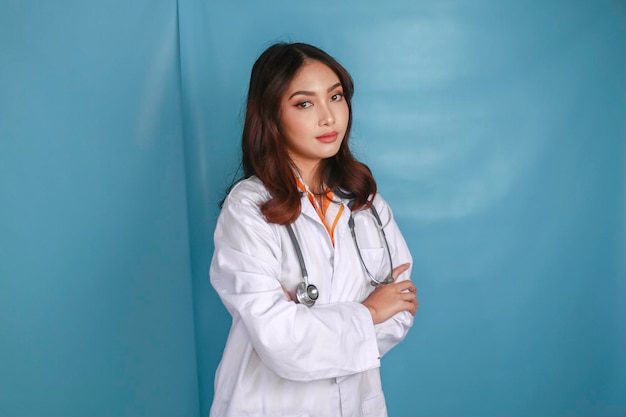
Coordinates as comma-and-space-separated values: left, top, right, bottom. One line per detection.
286, 201, 395, 307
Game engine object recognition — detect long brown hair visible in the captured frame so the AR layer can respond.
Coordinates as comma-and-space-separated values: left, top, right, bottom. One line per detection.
240, 42, 376, 225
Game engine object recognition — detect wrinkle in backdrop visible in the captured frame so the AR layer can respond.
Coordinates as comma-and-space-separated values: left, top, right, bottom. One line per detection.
1, 2, 198, 416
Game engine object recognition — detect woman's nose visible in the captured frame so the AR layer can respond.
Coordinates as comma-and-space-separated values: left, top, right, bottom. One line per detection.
318, 104, 335, 126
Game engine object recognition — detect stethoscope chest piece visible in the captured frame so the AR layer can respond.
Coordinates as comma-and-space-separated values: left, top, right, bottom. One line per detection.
296, 282, 319, 307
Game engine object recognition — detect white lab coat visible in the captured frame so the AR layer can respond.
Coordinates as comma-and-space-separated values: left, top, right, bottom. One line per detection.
209, 176, 414, 417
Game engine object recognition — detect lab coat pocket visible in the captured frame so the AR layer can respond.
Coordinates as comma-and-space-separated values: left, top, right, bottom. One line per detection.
358, 247, 386, 278
361, 393, 388, 417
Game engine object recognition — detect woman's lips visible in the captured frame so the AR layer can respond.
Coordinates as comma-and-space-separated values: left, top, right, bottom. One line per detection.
316, 131, 339, 143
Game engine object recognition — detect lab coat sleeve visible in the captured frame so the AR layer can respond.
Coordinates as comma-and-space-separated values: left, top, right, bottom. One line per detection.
210, 196, 381, 382
372, 195, 415, 357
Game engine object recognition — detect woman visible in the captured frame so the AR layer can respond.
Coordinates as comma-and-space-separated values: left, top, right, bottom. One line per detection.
209, 42, 418, 417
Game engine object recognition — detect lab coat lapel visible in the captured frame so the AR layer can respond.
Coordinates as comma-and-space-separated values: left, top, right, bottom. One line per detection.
333, 197, 351, 245
298, 193, 323, 224
297, 193, 352, 249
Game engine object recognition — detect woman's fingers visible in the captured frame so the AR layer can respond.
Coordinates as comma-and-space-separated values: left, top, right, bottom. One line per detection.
391, 263, 410, 280
362, 278, 419, 323
398, 281, 418, 316
281, 285, 292, 301
395, 280, 416, 293
401, 291, 416, 302
363, 262, 419, 323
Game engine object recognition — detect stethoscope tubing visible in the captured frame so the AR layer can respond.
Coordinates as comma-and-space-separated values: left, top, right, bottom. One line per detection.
287, 201, 395, 306
349, 203, 395, 286
286, 223, 309, 283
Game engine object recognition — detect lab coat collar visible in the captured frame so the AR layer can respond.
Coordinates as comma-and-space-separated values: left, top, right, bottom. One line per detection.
297, 190, 352, 245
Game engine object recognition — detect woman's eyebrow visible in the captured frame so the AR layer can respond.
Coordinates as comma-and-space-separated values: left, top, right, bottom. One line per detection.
288, 82, 343, 100
327, 82, 342, 92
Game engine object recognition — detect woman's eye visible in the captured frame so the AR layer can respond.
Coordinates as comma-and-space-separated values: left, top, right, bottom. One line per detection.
331, 93, 344, 102
295, 101, 312, 108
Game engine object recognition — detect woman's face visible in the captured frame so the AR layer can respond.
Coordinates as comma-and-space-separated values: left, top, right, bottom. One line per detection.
279, 60, 349, 178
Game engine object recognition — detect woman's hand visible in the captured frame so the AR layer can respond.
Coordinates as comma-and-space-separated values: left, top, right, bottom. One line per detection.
362, 263, 418, 324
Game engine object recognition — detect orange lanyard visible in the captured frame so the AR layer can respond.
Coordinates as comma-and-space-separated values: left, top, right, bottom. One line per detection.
295, 178, 344, 246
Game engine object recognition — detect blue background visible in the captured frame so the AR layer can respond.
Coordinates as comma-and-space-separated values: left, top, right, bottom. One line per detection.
1, 1, 624, 416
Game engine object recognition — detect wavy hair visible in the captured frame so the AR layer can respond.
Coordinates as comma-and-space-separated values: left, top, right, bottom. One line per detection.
240, 42, 376, 225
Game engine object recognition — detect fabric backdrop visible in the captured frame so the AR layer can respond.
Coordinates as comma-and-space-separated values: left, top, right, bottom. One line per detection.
2, 1, 625, 416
